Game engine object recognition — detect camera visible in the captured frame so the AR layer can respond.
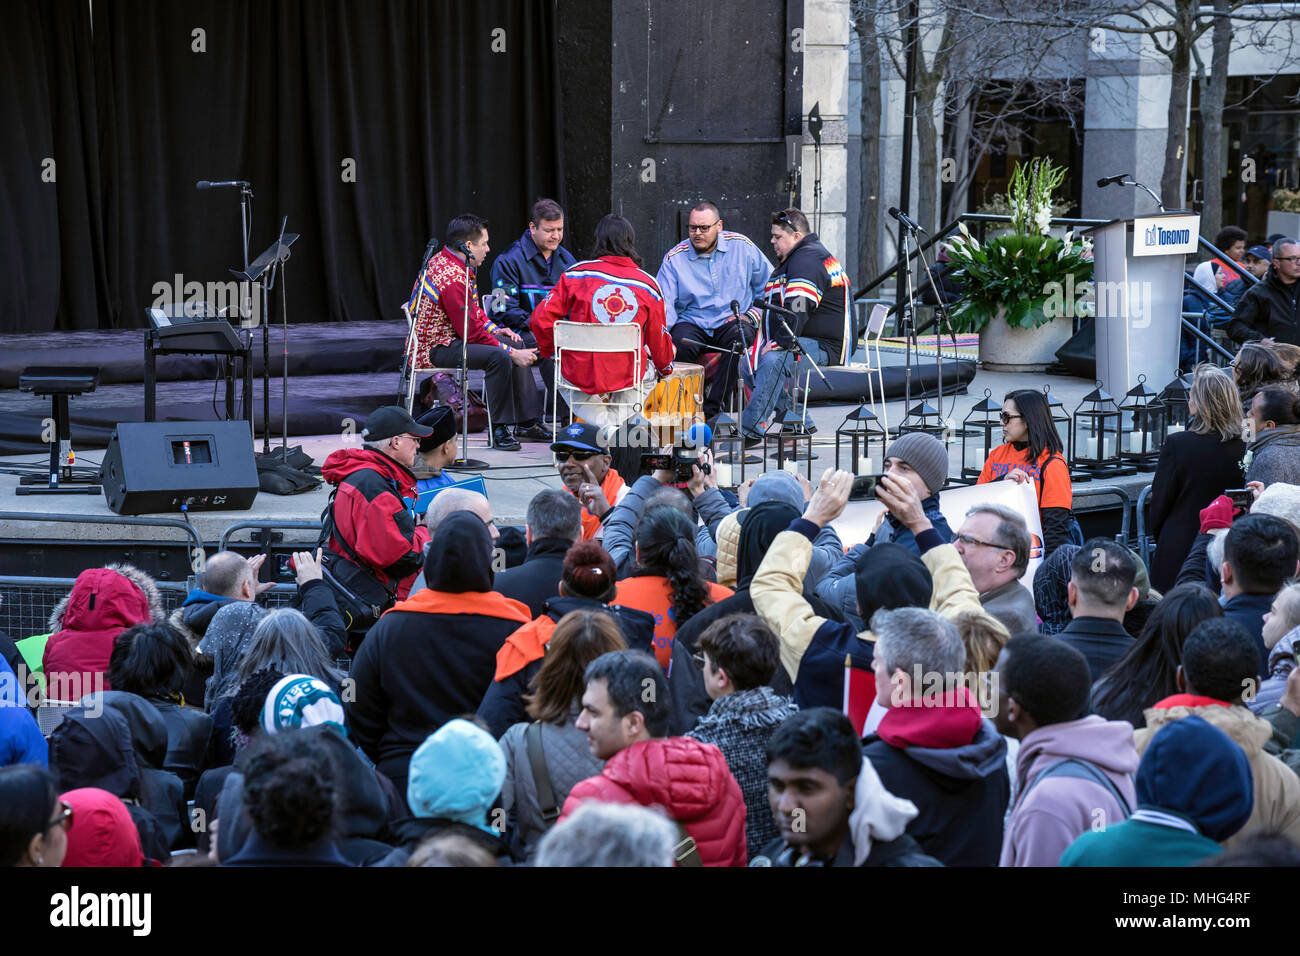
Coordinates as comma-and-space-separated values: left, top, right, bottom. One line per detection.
638, 422, 713, 483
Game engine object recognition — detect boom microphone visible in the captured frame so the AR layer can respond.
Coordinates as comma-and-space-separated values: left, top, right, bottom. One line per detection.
888, 206, 926, 233
750, 299, 799, 319
196, 180, 251, 190
1096, 174, 1129, 188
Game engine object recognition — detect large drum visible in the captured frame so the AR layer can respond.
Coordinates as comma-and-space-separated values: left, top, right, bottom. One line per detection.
642, 363, 703, 444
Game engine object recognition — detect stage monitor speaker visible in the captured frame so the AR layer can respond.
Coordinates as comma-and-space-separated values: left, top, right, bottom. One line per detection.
100, 421, 259, 515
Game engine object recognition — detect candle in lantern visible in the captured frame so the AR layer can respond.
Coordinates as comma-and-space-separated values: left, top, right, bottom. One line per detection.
1084, 436, 1098, 460
715, 462, 732, 487
857, 456, 874, 476
782, 459, 799, 475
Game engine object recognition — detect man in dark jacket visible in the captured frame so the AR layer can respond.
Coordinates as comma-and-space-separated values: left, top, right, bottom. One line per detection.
740, 208, 852, 441
1058, 539, 1139, 682
751, 708, 941, 867
1227, 238, 1300, 345
862, 607, 1009, 867
1221, 514, 1300, 677
319, 406, 434, 634
492, 488, 581, 617
347, 513, 531, 797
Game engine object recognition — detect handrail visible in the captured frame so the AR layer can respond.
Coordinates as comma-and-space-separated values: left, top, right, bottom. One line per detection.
218, 520, 323, 552
1135, 484, 1155, 568
1074, 484, 1133, 546
0, 512, 202, 555
1179, 313, 1234, 363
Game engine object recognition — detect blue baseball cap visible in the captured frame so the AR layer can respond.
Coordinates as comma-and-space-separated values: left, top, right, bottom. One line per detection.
1245, 245, 1271, 262
550, 420, 609, 455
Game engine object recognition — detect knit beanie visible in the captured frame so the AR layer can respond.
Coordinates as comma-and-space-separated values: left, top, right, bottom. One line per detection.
260, 674, 346, 735
746, 471, 805, 512
406, 719, 507, 830
884, 432, 949, 495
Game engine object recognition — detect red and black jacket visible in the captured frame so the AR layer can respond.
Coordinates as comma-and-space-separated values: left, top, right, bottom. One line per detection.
320, 448, 430, 600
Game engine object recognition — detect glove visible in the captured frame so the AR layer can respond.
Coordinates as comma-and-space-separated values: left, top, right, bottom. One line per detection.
1199, 495, 1235, 534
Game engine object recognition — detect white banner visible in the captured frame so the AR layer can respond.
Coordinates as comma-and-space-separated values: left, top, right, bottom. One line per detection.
828, 479, 1046, 584
1132, 214, 1200, 257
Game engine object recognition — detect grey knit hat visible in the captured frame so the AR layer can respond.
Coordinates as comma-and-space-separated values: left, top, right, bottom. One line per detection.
884, 432, 949, 495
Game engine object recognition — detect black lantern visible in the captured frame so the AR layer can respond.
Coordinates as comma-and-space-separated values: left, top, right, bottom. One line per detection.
708, 411, 746, 489
1117, 375, 1167, 471
1043, 385, 1072, 457
960, 389, 1002, 479
764, 408, 815, 481
1158, 374, 1191, 432
896, 401, 949, 444
1069, 383, 1127, 476
835, 402, 886, 476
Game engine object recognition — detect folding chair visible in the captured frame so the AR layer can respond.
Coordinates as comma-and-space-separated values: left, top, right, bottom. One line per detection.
551, 321, 645, 442
399, 303, 493, 444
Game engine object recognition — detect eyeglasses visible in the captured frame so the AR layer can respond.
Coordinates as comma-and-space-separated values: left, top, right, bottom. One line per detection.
955, 532, 1012, 552
999, 412, 1022, 424
555, 449, 598, 463
692, 651, 709, 671
1275, 256, 1300, 263
44, 801, 74, 835
687, 220, 720, 234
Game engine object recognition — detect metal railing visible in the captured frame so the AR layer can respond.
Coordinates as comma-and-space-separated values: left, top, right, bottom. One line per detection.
218, 520, 323, 552
0, 512, 203, 555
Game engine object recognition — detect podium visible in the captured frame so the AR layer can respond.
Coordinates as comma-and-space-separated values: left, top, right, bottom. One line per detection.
1083, 211, 1200, 397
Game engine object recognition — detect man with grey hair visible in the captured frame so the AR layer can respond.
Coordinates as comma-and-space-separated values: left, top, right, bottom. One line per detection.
492, 488, 583, 616
863, 604, 1009, 867
535, 801, 677, 867
1227, 236, 1300, 345
953, 503, 1037, 635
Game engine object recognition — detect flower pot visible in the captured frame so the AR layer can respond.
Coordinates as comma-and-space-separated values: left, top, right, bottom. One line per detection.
978, 307, 1073, 372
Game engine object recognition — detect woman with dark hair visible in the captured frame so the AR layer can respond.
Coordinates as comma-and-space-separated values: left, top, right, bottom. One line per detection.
498, 610, 626, 861
110, 623, 213, 798
529, 214, 677, 433
1245, 387, 1300, 487
1148, 364, 1248, 591
1091, 585, 1224, 728
478, 540, 653, 737
0, 764, 69, 867
978, 388, 1075, 554
1232, 341, 1299, 413
615, 507, 732, 668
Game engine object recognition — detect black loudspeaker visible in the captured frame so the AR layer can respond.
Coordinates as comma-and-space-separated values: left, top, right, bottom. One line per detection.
100, 421, 259, 515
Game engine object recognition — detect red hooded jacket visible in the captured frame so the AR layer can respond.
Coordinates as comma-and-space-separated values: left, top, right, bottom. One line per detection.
561, 736, 747, 866
43, 567, 156, 696
60, 787, 145, 867
321, 447, 431, 600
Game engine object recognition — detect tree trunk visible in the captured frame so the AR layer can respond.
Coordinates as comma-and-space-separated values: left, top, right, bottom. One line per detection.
1200, 0, 1232, 238
1160, 0, 1196, 209
915, 71, 942, 233
853, 3, 885, 282
945, 91, 973, 223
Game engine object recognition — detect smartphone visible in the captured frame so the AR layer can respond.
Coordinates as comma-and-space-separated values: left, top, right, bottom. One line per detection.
850, 474, 882, 501
277, 553, 296, 578
1225, 488, 1254, 511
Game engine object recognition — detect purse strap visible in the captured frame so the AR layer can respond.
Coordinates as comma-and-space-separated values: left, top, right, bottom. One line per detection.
526, 721, 561, 824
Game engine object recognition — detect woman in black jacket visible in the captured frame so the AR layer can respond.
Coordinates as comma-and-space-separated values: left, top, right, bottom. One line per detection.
1148, 365, 1247, 592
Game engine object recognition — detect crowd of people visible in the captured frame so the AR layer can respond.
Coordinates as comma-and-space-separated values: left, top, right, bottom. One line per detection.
4, 210, 1300, 868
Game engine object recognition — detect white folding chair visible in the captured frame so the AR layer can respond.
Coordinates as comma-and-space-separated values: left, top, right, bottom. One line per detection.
552, 321, 644, 442
400, 303, 493, 443
36, 699, 79, 738
863, 304, 891, 437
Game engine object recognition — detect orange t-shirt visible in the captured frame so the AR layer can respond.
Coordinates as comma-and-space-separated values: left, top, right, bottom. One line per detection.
579, 467, 627, 540
977, 443, 1072, 510
614, 576, 733, 668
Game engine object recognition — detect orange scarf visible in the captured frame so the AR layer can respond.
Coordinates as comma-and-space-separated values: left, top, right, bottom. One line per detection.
494, 615, 557, 682
385, 587, 532, 624
579, 467, 625, 540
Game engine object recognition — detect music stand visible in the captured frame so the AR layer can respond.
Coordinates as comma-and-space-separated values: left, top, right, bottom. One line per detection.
232, 222, 298, 457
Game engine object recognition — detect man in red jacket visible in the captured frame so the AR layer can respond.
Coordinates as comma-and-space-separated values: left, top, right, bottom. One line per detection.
562, 649, 747, 866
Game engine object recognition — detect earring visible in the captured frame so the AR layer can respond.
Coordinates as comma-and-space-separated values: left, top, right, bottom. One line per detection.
36, 854, 44, 865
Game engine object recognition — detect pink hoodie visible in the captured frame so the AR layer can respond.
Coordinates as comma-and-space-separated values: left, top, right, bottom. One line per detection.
999, 715, 1139, 867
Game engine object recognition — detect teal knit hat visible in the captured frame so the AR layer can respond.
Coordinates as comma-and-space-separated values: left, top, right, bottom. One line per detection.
406, 719, 506, 830
260, 674, 346, 735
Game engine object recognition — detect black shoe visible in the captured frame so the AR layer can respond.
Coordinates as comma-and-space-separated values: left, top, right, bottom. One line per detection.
491, 426, 521, 451
512, 420, 552, 443
741, 431, 764, 449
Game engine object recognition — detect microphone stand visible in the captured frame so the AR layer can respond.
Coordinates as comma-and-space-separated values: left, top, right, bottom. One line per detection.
454, 242, 488, 470
263, 216, 291, 459
401, 238, 439, 410
896, 224, 920, 430
1119, 177, 1167, 213
907, 220, 956, 425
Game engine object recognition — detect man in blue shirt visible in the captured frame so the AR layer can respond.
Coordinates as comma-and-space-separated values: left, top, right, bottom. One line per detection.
490, 199, 577, 419
656, 201, 771, 419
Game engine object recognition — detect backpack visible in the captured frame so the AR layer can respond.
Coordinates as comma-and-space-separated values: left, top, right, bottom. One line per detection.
1043, 455, 1085, 546
317, 483, 400, 635
1021, 757, 1132, 820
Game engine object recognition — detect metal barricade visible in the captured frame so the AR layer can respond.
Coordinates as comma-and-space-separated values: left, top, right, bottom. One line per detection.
1073, 484, 1134, 549
1135, 483, 1155, 569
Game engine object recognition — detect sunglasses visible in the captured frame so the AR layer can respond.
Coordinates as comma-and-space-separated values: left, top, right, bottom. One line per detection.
555, 449, 598, 463
999, 412, 1022, 424
44, 801, 74, 835
772, 212, 795, 230
688, 220, 720, 234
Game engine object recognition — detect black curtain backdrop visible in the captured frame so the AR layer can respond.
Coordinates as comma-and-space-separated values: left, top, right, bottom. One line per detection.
0, 0, 564, 334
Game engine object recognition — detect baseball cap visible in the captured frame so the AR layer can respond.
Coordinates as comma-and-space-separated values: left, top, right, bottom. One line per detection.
363, 405, 434, 442
550, 420, 609, 455
1268, 233, 1287, 245
416, 405, 458, 452
1245, 245, 1272, 262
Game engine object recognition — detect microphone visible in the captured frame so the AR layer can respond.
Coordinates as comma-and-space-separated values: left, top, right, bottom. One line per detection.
196, 180, 251, 190
421, 237, 439, 270
750, 298, 799, 319
730, 299, 741, 318
888, 207, 926, 233
1096, 174, 1129, 188
682, 421, 713, 452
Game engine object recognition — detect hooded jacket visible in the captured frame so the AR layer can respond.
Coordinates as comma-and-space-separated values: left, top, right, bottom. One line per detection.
348, 513, 532, 791
320, 447, 431, 602
1252, 626, 1298, 714
1135, 694, 1300, 847
60, 787, 145, 867
0, 654, 46, 768
688, 685, 799, 859
498, 701, 604, 862
561, 736, 748, 866
477, 595, 656, 739
1245, 424, 1300, 487
1062, 715, 1253, 866
1000, 716, 1139, 867
862, 689, 1010, 867
43, 565, 163, 693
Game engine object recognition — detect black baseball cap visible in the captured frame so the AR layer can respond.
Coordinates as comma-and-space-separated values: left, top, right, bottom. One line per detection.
1246, 245, 1272, 262
362, 406, 435, 442
549, 420, 609, 455
416, 406, 458, 452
